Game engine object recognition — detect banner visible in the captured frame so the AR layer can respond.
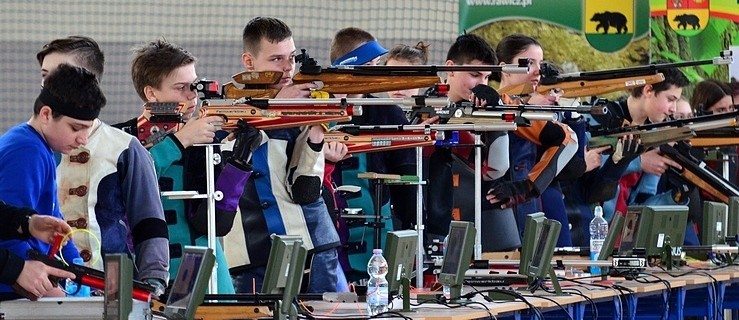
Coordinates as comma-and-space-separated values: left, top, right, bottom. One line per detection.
459, 0, 650, 53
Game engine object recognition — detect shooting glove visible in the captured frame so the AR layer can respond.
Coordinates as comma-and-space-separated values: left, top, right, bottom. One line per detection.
229, 119, 262, 169
487, 179, 537, 209
611, 135, 644, 164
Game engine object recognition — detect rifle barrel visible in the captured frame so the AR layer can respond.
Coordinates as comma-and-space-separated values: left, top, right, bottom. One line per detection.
487, 104, 607, 115
333, 65, 530, 74
592, 110, 739, 137
472, 110, 558, 122
252, 97, 450, 107
545, 54, 732, 84
331, 123, 517, 133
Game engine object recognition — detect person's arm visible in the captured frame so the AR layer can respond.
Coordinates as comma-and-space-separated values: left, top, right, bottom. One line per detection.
148, 134, 185, 176
516, 120, 579, 195
119, 139, 170, 284
287, 126, 325, 205
0, 202, 35, 240
0, 143, 54, 259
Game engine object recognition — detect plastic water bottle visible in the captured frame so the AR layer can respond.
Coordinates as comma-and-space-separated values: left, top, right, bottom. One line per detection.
366, 249, 389, 315
66, 258, 90, 297
589, 206, 608, 275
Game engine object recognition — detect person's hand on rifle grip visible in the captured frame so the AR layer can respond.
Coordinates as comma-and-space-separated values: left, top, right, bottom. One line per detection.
229, 119, 262, 168
485, 179, 537, 209
15, 260, 75, 300
640, 149, 682, 176
527, 91, 558, 105
612, 134, 644, 164
323, 141, 349, 163
173, 115, 221, 148
470, 84, 498, 107
275, 82, 318, 98
585, 145, 611, 172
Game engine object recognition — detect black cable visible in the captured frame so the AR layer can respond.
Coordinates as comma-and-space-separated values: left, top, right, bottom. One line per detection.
538, 281, 599, 320
463, 287, 545, 320
520, 293, 573, 320
635, 272, 671, 320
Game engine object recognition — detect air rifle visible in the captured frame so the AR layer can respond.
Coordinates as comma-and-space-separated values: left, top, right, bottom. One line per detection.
136, 102, 186, 147
406, 84, 606, 125
20, 249, 155, 301
500, 50, 734, 98
691, 127, 739, 147
326, 123, 517, 154
589, 110, 739, 150
291, 49, 530, 95
660, 141, 739, 203
198, 96, 449, 131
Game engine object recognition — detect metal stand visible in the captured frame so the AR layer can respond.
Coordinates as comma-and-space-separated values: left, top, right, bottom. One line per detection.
473, 134, 483, 260
415, 146, 425, 290
160, 143, 223, 294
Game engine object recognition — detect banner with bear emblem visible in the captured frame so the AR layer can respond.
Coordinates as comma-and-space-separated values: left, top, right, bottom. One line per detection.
584, 1, 636, 52
667, 0, 710, 35
458, 0, 649, 54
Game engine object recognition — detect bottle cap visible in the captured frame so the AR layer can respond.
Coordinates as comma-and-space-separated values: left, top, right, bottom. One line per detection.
372, 249, 383, 254
594, 205, 603, 217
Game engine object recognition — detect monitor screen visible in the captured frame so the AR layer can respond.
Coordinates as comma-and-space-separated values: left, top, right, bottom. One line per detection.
526, 219, 561, 279
619, 205, 688, 257
441, 225, 465, 275
384, 230, 418, 294
165, 246, 214, 320
619, 206, 644, 254
438, 221, 475, 298
168, 252, 202, 308
597, 213, 625, 261
702, 201, 728, 245
530, 223, 551, 269
262, 235, 305, 295
104, 254, 132, 320
519, 212, 545, 275
104, 259, 120, 319
728, 196, 739, 238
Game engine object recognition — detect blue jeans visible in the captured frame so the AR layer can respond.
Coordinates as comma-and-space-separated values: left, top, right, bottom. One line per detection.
231, 249, 339, 294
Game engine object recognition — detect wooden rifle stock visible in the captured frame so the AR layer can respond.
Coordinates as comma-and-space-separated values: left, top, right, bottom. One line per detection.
199, 99, 356, 130
588, 111, 739, 150
324, 130, 439, 154
499, 73, 666, 98
222, 70, 440, 98
660, 142, 739, 203
327, 123, 517, 154
691, 126, 739, 147
293, 72, 440, 95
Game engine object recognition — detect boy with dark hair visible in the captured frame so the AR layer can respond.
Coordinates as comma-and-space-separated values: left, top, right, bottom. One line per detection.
115, 39, 255, 293
425, 34, 508, 245
37, 36, 104, 80
589, 67, 690, 219
43, 36, 170, 295
226, 16, 340, 294
0, 64, 104, 299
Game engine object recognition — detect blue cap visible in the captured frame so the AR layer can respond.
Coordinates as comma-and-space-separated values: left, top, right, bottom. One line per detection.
332, 40, 388, 66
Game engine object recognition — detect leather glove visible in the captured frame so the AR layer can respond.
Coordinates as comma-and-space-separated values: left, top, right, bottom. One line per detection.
230, 119, 262, 167
612, 135, 644, 164
486, 179, 537, 209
